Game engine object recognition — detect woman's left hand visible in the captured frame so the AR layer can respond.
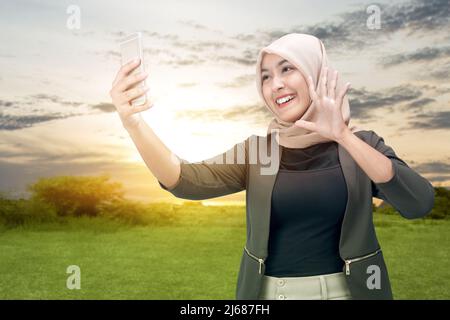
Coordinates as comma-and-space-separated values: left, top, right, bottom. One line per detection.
294, 67, 351, 142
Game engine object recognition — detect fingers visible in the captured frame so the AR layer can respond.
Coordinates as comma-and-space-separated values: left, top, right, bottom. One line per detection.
295, 119, 316, 132
320, 66, 328, 98
307, 76, 319, 102
118, 97, 153, 122
336, 82, 351, 107
128, 98, 154, 114
329, 70, 338, 100
116, 71, 148, 93
117, 85, 150, 106
112, 59, 141, 87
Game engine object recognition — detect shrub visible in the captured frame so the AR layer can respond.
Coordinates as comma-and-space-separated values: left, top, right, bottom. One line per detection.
427, 196, 450, 220
375, 187, 449, 220
98, 200, 179, 226
374, 203, 397, 216
0, 197, 58, 227
27, 174, 124, 217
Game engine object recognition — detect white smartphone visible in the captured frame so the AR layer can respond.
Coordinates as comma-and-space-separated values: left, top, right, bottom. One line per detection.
119, 32, 147, 106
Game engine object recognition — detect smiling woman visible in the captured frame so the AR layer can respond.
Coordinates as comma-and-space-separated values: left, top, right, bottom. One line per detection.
110, 32, 435, 301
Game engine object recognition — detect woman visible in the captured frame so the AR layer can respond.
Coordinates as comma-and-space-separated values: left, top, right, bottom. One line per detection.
109, 33, 435, 300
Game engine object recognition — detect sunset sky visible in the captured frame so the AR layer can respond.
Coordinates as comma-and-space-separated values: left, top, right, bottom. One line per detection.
0, 0, 449, 204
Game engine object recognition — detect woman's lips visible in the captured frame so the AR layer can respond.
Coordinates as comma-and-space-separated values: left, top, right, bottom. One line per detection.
276, 96, 297, 108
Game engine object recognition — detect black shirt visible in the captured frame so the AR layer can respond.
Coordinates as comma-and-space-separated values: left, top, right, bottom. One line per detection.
264, 141, 347, 277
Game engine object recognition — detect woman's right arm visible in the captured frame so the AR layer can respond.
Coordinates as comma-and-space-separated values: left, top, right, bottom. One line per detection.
109, 59, 181, 190
110, 59, 248, 199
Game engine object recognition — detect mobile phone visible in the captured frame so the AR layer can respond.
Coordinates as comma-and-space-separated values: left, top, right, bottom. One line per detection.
119, 32, 147, 106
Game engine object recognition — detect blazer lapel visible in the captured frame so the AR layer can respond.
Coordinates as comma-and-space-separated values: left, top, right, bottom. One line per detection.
251, 133, 283, 258
337, 143, 360, 258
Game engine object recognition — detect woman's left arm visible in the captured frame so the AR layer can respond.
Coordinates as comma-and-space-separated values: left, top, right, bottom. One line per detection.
294, 67, 435, 219
337, 129, 435, 220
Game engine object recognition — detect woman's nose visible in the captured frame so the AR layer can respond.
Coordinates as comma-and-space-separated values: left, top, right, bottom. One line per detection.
271, 75, 285, 91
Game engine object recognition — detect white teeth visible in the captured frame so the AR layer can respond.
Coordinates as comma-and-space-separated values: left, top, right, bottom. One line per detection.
276, 95, 295, 104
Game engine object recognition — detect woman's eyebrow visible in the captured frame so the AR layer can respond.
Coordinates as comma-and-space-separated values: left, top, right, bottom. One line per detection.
261, 59, 289, 72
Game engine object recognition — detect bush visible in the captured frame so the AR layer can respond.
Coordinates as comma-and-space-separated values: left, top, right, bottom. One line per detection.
375, 204, 397, 216
27, 174, 124, 217
98, 200, 180, 226
427, 196, 450, 220
375, 187, 450, 220
0, 197, 58, 227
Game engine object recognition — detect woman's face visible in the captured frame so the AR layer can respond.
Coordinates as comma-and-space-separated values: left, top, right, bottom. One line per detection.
261, 53, 311, 122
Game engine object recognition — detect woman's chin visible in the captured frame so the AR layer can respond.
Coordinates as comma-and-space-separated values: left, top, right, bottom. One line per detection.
278, 109, 304, 123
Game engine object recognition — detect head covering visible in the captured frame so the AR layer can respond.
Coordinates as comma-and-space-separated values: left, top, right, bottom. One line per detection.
255, 33, 364, 148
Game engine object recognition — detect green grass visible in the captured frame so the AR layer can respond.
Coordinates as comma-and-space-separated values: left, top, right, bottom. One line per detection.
0, 205, 449, 299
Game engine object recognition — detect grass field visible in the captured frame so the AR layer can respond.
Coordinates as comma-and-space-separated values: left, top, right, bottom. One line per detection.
0, 204, 449, 299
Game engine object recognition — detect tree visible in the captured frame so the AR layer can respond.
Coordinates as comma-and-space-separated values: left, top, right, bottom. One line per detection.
27, 174, 124, 217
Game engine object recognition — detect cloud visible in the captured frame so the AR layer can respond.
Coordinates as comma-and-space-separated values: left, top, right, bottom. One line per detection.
28, 94, 83, 107
348, 85, 423, 118
216, 74, 255, 88
406, 98, 436, 110
91, 102, 116, 113
215, 49, 257, 66
0, 94, 85, 130
110, 31, 180, 42
0, 144, 118, 164
0, 99, 15, 107
176, 82, 439, 126
177, 19, 209, 31
163, 56, 207, 66
405, 110, 450, 129
426, 61, 450, 80
104, 0, 450, 70
247, 0, 450, 54
412, 160, 450, 175
379, 46, 450, 68
177, 82, 198, 88
409, 160, 450, 185
0, 112, 72, 131
141, 31, 180, 42
176, 103, 271, 124
173, 40, 236, 52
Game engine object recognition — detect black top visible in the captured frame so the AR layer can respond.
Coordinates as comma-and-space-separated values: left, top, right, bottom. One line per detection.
264, 141, 347, 277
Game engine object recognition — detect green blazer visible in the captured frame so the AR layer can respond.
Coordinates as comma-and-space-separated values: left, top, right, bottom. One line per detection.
159, 130, 435, 300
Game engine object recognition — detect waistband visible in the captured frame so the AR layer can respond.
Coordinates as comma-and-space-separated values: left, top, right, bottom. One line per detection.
259, 271, 351, 300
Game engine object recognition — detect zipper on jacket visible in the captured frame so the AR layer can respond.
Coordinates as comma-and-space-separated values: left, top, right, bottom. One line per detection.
344, 248, 382, 276
244, 246, 265, 274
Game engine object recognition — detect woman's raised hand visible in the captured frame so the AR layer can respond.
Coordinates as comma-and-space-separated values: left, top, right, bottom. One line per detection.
294, 66, 351, 142
109, 59, 153, 131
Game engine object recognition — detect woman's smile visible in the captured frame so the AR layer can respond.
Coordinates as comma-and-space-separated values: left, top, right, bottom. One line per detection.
276, 95, 298, 109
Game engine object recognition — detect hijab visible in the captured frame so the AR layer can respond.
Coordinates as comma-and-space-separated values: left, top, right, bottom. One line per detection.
255, 33, 365, 148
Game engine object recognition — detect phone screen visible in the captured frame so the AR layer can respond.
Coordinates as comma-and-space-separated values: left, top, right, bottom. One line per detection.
119, 32, 147, 106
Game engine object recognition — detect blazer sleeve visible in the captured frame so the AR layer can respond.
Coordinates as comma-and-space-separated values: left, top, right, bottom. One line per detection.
369, 130, 435, 219
157, 137, 248, 200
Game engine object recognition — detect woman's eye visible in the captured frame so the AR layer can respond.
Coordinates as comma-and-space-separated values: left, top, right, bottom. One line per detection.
262, 67, 291, 82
